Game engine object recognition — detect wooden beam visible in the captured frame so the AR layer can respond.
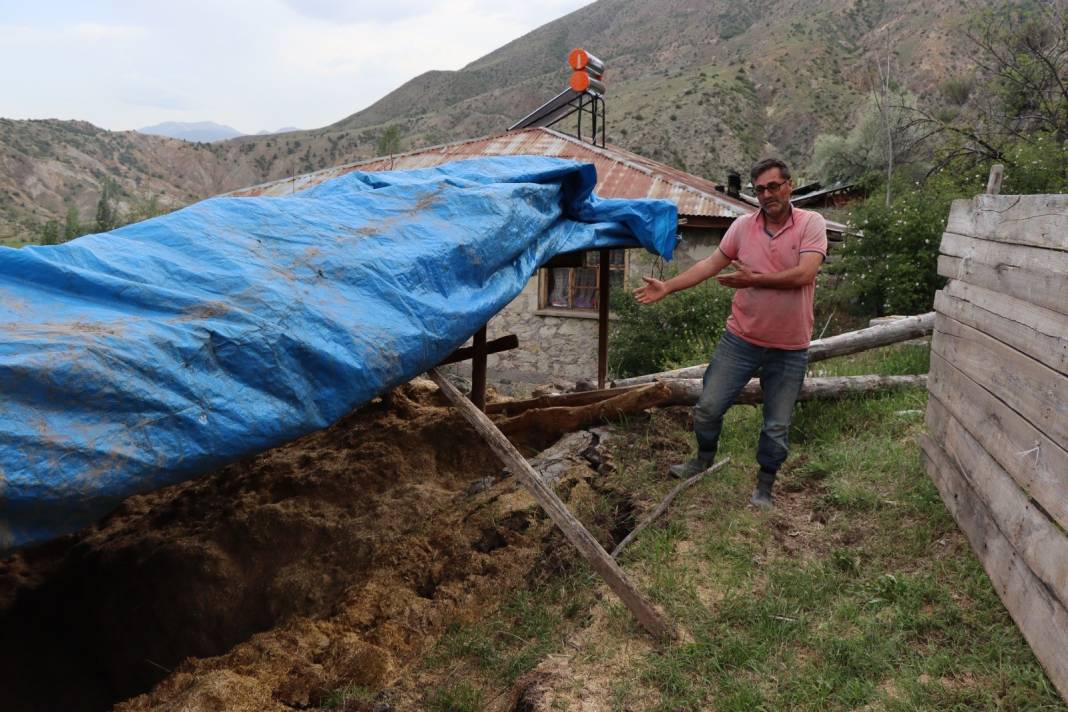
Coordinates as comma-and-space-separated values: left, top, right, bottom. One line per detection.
920, 435, 1068, 702
438, 334, 519, 366
938, 232, 1068, 318
926, 396, 1068, 605
937, 283, 1068, 378
932, 314, 1068, 446
612, 313, 934, 387
946, 193, 1068, 251
612, 458, 730, 558
985, 163, 1004, 195
496, 383, 671, 443
427, 368, 675, 641
542, 251, 584, 268
495, 375, 926, 414
927, 351, 1068, 533
597, 248, 610, 389
486, 384, 645, 416
471, 326, 487, 411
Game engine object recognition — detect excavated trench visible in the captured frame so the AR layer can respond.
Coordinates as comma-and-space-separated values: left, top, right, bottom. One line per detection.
0, 380, 633, 712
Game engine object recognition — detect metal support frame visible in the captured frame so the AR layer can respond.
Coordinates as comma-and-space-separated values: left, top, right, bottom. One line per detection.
510, 90, 606, 148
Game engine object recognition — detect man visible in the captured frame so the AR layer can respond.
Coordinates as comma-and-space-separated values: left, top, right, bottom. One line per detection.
633, 158, 827, 509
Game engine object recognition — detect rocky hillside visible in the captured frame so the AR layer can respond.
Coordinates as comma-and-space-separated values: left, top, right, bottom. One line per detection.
1, 0, 981, 242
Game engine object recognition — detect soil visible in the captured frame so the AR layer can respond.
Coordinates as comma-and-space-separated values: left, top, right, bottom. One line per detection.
0, 379, 616, 712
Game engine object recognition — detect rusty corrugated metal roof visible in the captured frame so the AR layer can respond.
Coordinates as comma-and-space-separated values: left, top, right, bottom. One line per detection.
230, 127, 755, 220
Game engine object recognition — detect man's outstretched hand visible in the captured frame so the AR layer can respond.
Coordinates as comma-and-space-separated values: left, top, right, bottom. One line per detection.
716, 261, 758, 289
634, 276, 670, 304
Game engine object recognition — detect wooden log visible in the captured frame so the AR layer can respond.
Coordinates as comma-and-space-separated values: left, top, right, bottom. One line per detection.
938, 232, 1068, 317
487, 385, 645, 417
928, 350, 1068, 532
612, 458, 730, 558
920, 434, 1068, 702
528, 430, 595, 486
931, 314, 1068, 446
427, 368, 675, 641
491, 375, 927, 423
496, 383, 671, 442
611, 313, 934, 387
937, 283, 1068, 377
652, 374, 927, 407
926, 397, 1068, 606
945, 194, 1068, 252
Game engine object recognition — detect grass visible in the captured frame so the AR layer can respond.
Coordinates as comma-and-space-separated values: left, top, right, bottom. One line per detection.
370, 344, 1067, 710
603, 344, 1065, 710
416, 569, 600, 708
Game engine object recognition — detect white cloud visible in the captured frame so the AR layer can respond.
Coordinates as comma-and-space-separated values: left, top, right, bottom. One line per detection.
73, 22, 147, 42
0, 0, 596, 132
281, 0, 440, 24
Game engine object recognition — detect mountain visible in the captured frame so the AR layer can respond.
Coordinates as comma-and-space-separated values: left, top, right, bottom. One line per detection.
257, 127, 301, 135
138, 121, 244, 142
1, 0, 982, 242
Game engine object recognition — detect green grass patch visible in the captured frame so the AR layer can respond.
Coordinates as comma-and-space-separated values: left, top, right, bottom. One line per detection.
420, 569, 599, 705
393, 343, 1063, 710
592, 344, 1065, 710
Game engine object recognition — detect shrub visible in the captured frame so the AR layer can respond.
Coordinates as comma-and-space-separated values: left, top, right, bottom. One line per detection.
832, 173, 968, 316
610, 278, 733, 378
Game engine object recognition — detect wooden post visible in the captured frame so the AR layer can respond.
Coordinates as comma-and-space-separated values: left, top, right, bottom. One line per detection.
597, 248, 610, 389
439, 334, 518, 366
986, 163, 1004, 195
427, 368, 674, 641
471, 325, 487, 412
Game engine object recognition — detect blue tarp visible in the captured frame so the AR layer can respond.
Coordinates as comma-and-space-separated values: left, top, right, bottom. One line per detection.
0, 156, 677, 550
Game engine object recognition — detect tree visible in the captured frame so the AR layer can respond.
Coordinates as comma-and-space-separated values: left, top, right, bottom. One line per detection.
95, 177, 117, 233
810, 93, 922, 187
37, 219, 60, 246
376, 125, 402, 157
904, 1, 1068, 173
64, 206, 82, 242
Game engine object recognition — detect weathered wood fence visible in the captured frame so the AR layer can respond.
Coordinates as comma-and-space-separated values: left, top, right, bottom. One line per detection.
921, 191, 1068, 701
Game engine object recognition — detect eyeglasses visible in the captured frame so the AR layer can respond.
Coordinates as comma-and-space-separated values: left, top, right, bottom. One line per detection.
753, 181, 787, 195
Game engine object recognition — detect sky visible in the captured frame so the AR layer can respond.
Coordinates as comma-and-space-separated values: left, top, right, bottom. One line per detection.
0, 0, 594, 133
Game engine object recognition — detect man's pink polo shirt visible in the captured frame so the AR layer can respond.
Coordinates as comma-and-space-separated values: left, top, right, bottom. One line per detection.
717, 206, 828, 350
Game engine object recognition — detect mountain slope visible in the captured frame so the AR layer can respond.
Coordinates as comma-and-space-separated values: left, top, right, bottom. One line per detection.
0, 0, 979, 241
138, 121, 245, 142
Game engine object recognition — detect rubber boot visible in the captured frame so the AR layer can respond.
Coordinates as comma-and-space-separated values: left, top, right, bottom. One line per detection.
750, 467, 776, 509
668, 457, 713, 479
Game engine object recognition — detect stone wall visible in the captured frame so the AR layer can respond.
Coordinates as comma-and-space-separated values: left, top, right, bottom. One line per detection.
449, 225, 727, 388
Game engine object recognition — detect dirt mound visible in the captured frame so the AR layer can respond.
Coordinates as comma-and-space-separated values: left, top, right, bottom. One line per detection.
0, 380, 581, 711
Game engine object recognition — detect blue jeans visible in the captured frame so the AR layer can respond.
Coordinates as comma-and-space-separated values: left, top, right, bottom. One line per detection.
694, 330, 809, 473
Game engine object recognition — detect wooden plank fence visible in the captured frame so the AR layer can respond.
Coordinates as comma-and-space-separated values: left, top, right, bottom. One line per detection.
922, 190, 1068, 702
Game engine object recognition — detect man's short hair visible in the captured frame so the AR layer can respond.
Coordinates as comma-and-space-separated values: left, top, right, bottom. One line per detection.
750, 158, 791, 183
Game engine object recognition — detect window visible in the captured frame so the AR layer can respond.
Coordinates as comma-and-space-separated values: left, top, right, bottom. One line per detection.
539, 249, 626, 311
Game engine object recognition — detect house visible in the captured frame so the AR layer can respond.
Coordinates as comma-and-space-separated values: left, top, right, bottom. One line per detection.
232, 127, 844, 386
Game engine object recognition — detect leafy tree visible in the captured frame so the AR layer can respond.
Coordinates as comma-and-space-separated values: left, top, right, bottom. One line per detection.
610, 279, 733, 377
376, 125, 402, 156
125, 193, 169, 224
810, 93, 923, 189
37, 219, 60, 245
63, 206, 83, 242
827, 0, 1068, 318
905, 1, 1068, 173
95, 177, 117, 233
